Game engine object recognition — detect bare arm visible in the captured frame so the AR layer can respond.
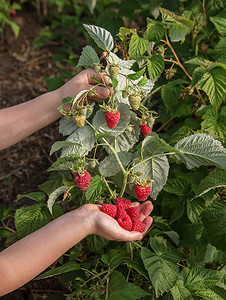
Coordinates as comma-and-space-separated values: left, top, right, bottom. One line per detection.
0, 202, 153, 296
0, 69, 110, 150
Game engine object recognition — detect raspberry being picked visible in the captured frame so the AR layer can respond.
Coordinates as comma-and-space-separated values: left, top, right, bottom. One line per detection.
101, 204, 117, 218
135, 183, 151, 201
115, 197, 131, 210
105, 110, 120, 129
74, 171, 91, 190
140, 123, 153, 136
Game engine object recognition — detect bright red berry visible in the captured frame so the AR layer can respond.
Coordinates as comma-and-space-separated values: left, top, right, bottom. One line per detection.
115, 208, 127, 219
131, 218, 145, 232
135, 184, 151, 201
115, 197, 131, 210
105, 110, 120, 129
140, 123, 152, 136
101, 204, 117, 218
126, 207, 139, 218
117, 214, 132, 231
74, 171, 91, 191
11, 10, 16, 16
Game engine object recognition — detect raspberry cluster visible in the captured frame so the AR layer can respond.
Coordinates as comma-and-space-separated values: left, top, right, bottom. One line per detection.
100, 197, 145, 233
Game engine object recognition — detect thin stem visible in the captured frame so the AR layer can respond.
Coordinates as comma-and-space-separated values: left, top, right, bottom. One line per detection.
161, 39, 206, 106
102, 176, 114, 198
81, 270, 108, 287
161, 39, 192, 80
102, 137, 128, 198
203, 0, 206, 27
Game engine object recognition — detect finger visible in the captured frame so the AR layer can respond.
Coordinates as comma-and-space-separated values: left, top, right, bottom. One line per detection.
85, 68, 111, 86
138, 201, 153, 221
143, 216, 153, 233
87, 85, 110, 101
130, 202, 140, 208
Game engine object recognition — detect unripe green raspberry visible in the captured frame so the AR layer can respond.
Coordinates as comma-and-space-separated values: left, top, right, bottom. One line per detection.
73, 114, 86, 127
108, 64, 119, 79
129, 94, 142, 110
93, 64, 102, 73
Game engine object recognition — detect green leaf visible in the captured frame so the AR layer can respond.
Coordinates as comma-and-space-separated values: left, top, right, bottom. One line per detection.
184, 267, 223, 290
193, 170, 226, 198
101, 249, 127, 267
161, 79, 186, 112
163, 178, 191, 197
187, 198, 206, 223
132, 134, 172, 199
83, 24, 114, 51
59, 117, 77, 136
0, 228, 12, 238
108, 271, 149, 300
15, 204, 52, 239
99, 151, 132, 177
174, 133, 226, 169
150, 236, 182, 261
6, 19, 20, 37
47, 186, 69, 215
208, 37, 226, 62
170, 282, 191, 300
137, 74, 148, 87
147, 19, 164, 42
201, 202, 226, 251
50, 141, 82, 156
36, 261, 80, 280
195, 289, 224, 300
85, 175, 107, 202
17, 192, 46, 203
127, 257, 149, 280
61, 125, 95, 157
203, 243, 225, 264
201, 106, 226, 140
141, 247, 179, 295
86, 235, 109, 252
160, 8, 193, 42
48, 156, 78, 172
127, 67, 146, 80
210, 16, 226, 36
192, 66, 226, 108
146, 55, 164, 80
77, 45, 99, 67
129, 33, 149, 59
93, 103, 130, 136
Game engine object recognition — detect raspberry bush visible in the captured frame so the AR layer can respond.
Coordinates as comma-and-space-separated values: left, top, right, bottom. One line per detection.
1, 5, 226, 299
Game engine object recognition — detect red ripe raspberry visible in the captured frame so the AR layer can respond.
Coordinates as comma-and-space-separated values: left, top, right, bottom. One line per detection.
74, 171, 91, 191
101, 204, 117, 218
11, 10, 16, 16
115, 208, 127, 219
140, 123, 152, 136
126, 207, 139, 218
117, 214, 132, 231
115, 197, 131, 210
105, 110, 120, 129
131, 218, 145, 232
135, 184, 151, 201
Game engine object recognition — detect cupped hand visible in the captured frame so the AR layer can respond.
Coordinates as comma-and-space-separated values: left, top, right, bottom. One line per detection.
58, 68, 111, 103
83, 201, 153, 242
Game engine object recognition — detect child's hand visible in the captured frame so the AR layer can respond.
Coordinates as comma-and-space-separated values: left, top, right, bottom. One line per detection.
58, 68, 111, 104
83, 201, 153, 242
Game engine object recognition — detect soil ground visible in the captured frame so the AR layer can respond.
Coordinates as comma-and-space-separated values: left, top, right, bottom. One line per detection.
0, 5, 74, 299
